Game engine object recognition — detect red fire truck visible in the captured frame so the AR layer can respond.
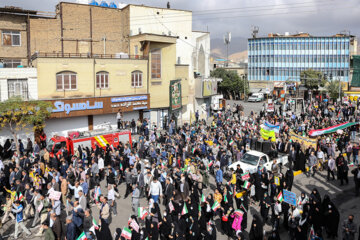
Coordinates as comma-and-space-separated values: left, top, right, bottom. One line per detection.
47, 129, 132, 157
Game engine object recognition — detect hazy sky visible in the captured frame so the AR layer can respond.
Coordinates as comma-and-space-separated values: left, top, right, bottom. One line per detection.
2, 0, 360, 39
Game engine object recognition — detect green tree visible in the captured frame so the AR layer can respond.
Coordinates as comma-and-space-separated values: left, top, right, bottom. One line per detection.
300, 69, 327, 90
326, 80, 344, 100
0, 97, 52, 155
210, 68, 248, 99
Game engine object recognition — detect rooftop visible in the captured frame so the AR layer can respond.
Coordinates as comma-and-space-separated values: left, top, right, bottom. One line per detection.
0, 6, 37, 15
31, 52, 148, 61
249, 32, 355, 40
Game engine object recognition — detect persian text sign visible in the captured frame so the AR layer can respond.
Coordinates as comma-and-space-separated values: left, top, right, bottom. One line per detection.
283, 190, 296, 206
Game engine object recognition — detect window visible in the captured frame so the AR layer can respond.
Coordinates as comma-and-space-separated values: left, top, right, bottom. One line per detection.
8, 79, 28, 100
96, 71, 109, 89
151, 49, 161, 79
3, 59, 21, 68
131, 71, 143, 88
2, 30, 21, 46
56, 71, 77, 90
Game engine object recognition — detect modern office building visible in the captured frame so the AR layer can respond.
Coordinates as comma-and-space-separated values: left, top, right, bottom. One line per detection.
248, 33, 357, 82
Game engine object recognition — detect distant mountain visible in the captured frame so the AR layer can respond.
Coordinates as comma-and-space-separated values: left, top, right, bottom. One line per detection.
210, 36, 248, 59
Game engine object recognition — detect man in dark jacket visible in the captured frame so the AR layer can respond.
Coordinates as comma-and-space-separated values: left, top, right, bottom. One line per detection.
66, 216, 77, 240
51, 213, 62, 240
351, 165, 360, 196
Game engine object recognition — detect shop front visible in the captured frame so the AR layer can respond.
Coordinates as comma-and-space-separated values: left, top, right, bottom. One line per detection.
44, 94, 150, 137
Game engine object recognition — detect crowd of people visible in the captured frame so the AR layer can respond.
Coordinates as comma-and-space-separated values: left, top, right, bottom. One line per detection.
0, 98, 359, 240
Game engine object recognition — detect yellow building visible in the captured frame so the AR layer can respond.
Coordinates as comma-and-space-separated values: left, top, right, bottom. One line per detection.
32, 33, 188, 136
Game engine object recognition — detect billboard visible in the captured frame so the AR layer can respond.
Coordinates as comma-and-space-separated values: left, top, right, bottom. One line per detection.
169, 80, 182, 111
203, 78, 220, 97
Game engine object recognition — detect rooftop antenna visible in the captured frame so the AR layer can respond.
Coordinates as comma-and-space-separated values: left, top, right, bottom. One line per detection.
224, 32, 231, 67
340, 30, 350, 36
251, 26, 259, 38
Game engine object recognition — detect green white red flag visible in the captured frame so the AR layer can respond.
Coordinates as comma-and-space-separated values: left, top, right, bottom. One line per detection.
76, 232, 87, 240
182, 203, 188, 215
121, 228, 132, 240
138, 207, 148, 220
277, 191, 284, 202
212, 201, 220, 211
242, 181, 251, 189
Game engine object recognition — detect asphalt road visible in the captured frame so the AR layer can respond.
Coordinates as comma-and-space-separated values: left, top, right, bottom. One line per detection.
1, 101, 359, 240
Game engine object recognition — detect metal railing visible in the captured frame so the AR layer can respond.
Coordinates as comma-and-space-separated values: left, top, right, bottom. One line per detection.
31, 52, 148, 61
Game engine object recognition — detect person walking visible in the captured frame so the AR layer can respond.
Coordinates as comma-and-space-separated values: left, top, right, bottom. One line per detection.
116, 110, 123, 130
327, 156, 336, 181
342, 215, 356, 240
131, 184, 140, 214
12, 200, 31, 239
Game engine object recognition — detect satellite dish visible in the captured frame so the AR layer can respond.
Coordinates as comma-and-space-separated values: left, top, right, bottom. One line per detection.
251, 26, 259, 38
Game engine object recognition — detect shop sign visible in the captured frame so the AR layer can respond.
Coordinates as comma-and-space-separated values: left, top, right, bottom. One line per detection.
170, 80, 182, 111
53, 101, 103, 114
111, 95, 148, 103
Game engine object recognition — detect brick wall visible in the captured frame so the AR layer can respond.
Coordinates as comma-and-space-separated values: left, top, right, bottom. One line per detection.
0, 14, 28, 66
29, 3, 129, 56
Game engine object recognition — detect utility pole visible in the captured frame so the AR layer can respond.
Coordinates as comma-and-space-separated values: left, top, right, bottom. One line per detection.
224, 32, 231, 67
338, 77, 341, 103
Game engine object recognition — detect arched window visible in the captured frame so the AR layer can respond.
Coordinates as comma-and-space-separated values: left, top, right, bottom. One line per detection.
131, 71, 143, 87
56, 71, 77, 90
96, 71, 109, 89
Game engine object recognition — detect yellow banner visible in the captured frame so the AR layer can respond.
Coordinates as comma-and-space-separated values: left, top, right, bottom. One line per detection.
289, 131, 317, 149
260, 128, 276, 142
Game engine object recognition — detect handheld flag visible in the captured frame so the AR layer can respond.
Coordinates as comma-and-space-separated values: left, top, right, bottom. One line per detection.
76, 232, 87, 240
201, 194, 206, 203
92, 218, 99, 230
138, 207, 148, 220
181, 203, 189, 215
121, 227, 132, 240
169, 201, 175, 213
223, 194, 228, 203
18, 192, 24, 201
277, 191, 284, 202
242, 181, 251, 189
211, 201, 220, 211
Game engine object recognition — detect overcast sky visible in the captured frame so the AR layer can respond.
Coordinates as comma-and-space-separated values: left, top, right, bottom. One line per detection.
2, 0, 360, 39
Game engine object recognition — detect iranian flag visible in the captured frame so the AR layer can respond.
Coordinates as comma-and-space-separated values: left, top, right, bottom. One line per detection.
18, 192, 24, 201
121, 228, 132, 240
242, 181, 251, 189
120, 163, 123, 171
138, 207, 148, 220
223, 194, 228, 203
76, 232, 87, 240
208, 161, 213, 168
181, 203, 188, 215
201, 194, 206, 203
229, 140, 234, 146
277, 192, 284, 202
191, 148, 196, 154
92, 218, 99, 230
212, 201, 220, 211
309, 122, 359, 137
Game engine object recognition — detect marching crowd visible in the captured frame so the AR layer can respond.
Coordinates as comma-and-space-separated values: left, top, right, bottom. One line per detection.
0, 98, 360, 240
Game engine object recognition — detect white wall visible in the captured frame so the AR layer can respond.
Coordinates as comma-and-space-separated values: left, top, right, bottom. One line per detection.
0, 68, 38, 101
44, 116, 88, 138
93, 112, 139, 130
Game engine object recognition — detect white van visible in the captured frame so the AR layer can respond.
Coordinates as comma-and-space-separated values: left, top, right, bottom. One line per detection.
248, 93, 264, 102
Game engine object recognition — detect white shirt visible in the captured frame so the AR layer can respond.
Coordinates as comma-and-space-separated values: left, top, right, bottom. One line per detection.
149, 181, 162, 196
98, 158, 104, 170
107, 188, 115, 201
68, 184, 83, 199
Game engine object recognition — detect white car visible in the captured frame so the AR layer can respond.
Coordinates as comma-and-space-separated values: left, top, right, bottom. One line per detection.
248, 93, 264, 102
228, 150, 288, 174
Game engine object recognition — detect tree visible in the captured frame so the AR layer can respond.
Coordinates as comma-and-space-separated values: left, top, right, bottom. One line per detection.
210, 68, 248, 99
326, 80, 344, 100
0, 97, 52, 155
300, 69, 327, 90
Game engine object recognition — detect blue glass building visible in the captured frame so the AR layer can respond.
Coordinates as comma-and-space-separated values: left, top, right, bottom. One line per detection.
248, 34, 351, 82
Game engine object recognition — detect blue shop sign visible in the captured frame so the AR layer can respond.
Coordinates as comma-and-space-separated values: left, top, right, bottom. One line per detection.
52, 101, 103, 114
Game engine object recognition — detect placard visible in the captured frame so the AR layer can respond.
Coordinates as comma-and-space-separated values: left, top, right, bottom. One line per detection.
49, 190, 62, 201
274, 176, 280, 186
241, 172, 250, 181
283, 190, 296, 206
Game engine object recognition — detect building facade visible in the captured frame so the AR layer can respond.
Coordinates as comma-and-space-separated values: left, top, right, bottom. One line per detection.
248, 33, 357, 83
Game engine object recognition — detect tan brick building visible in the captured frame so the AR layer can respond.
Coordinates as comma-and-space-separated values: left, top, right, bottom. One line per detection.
30, 2, 130, 57
0, 7, 35, 67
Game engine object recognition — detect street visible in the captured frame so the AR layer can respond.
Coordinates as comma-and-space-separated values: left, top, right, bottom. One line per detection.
0, 102, 359, 240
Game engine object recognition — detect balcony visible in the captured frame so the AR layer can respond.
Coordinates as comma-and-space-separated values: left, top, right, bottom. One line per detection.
31, 52, 148, 61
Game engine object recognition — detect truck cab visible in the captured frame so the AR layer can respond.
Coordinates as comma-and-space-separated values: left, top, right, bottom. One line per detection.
228, 150, 288, 174
47, 136, 73, 157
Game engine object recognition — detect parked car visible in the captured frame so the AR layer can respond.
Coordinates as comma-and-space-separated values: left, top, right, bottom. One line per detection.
248, 93, 264, 102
